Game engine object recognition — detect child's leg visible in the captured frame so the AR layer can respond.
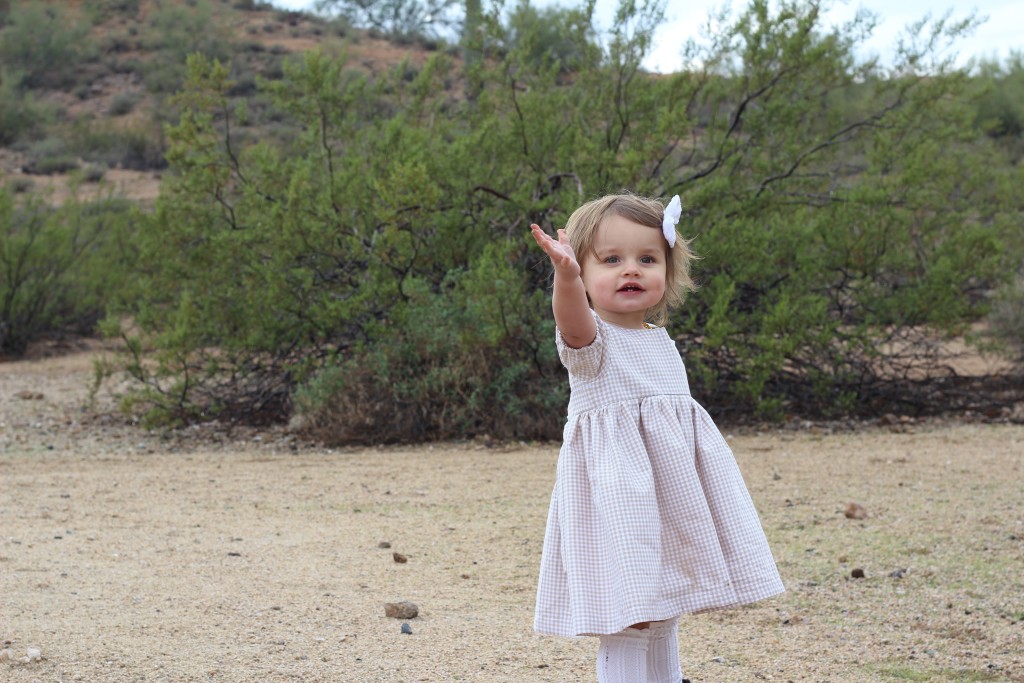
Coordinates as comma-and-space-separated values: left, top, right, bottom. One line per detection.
596, 627, 649, 683
646, 618, 689, 683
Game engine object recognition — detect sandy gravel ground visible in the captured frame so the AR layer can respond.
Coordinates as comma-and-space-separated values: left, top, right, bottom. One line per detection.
1, 349, 1022, 682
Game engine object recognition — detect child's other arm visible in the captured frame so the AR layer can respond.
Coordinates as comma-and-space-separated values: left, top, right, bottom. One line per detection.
530, 224, 596, 348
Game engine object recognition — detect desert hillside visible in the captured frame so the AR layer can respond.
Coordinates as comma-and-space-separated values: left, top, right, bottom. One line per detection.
0, 0, 443, 204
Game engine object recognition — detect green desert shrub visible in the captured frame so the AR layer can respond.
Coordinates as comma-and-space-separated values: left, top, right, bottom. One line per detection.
21, 137, 79, 175
81, 164, 107, 183
501, 1, 595, 76
971, 54, 1024, 163
0, 72, 49, 145
6, 176, 33, 193
974, 54, 1024, 137
988, 276, 1024, 362
0, 1, 96, 89
140, 0, 233, 94
232, 0, 274, 10
314, 0, 456, 39
83, 0, 142, 22
68, 119, 168, 170
108, 91, 141, 116
105, 3, 1023, 438
293, 245, 562, 444
22, 154, 80, 175
0, 190, 139, 354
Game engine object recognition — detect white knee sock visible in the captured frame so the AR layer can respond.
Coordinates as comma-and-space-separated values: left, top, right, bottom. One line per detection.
646, 618, 683, 683
596, 627, 649, 683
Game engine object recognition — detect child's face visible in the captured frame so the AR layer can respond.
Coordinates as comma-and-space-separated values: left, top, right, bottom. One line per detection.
581, 213, 667, 328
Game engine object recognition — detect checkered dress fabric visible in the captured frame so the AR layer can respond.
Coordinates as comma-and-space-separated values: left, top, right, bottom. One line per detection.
534, 313, 785, 637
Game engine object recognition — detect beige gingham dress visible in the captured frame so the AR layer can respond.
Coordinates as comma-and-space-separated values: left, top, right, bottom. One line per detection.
534, 313, 785, 637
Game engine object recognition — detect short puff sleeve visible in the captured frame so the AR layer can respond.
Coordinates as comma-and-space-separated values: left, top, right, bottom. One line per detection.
555, 314, 605, 380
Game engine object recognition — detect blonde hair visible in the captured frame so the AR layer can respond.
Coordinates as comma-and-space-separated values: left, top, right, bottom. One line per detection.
563, 192, 696, 326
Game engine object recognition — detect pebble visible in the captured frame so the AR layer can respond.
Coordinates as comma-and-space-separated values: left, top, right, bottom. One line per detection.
400, 623, 413, 635
844, 502, 868, 520
384, 601, 418, 619
15, 391, 44, 400
0, 646, 42, 664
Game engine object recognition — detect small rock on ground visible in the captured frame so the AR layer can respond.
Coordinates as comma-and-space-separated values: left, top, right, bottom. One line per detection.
384, 601, 419, 619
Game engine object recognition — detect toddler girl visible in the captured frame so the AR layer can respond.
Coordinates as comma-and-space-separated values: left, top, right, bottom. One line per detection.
530, 193, 784, 683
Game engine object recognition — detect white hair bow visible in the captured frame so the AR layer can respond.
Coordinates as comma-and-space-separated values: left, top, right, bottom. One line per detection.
662, 195, 681, 247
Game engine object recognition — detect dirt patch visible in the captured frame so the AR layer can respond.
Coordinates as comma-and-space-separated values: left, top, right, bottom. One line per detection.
1, 350, 1022, 682
1, 167, 164, 205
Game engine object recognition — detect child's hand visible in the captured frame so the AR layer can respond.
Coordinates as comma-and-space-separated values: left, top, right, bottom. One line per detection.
531, 224, 581, 279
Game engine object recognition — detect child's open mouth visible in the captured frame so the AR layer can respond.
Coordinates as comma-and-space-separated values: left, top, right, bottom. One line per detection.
619, 284, 644, 292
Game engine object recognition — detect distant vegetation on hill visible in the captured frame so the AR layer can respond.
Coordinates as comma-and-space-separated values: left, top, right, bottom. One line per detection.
1, 0, 1022, 442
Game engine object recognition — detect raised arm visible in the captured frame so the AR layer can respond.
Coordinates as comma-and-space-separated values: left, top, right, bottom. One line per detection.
530, 224, 596, 348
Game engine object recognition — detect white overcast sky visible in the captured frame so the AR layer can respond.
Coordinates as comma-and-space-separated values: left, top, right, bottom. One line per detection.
270, 0, 1021, 71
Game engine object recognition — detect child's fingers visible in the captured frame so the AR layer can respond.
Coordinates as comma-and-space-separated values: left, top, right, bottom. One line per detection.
531, 224, 554, 242
555, 229, 575, 257
531, 225, 577, 269
530, 224, 552, 248
557, 229, 576, 253
533, 228, 561, 253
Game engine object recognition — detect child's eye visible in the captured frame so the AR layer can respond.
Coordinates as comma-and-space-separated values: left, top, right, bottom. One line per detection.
604, 256, 620, 264
640, 255, 656, 264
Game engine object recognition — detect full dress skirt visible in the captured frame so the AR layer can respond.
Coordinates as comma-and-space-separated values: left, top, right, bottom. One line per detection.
533, 314, 785, 637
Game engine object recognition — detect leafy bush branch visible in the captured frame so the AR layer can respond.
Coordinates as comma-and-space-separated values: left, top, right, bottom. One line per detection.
104, 0, 1022, 439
